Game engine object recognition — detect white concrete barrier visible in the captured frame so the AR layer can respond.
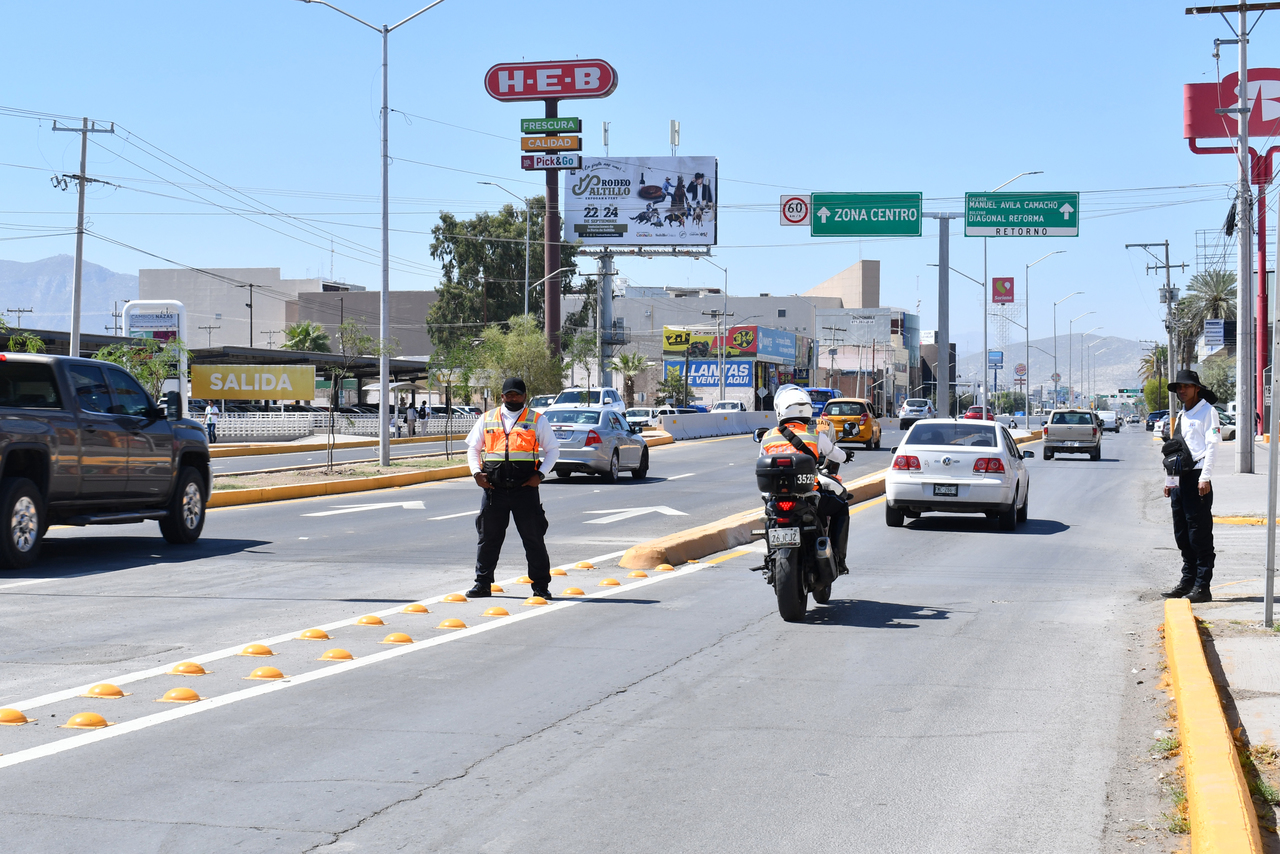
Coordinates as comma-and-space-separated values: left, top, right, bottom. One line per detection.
659, 411, 776, 440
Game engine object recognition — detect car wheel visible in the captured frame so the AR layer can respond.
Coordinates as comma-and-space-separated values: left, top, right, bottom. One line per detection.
903, 509, 921, 518
1091, 447, 1101, 461
631, 447, 649, 479
873, 435, 881, 450
998, 494, 1017, 531
1043, 450, 1054, 460
885, 503, 904, 527
1016, 489, 1028, 524
160, 466, 206, 545
0, 477, 42, 569
602, 451, 619, 483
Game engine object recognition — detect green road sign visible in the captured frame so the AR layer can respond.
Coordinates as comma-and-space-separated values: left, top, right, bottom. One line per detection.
965, 192, 1079, 237
521, 117, 581, 134
809, 192, 922, 237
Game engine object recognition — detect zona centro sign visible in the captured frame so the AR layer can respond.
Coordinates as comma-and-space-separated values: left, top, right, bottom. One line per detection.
809, 192, 922, 237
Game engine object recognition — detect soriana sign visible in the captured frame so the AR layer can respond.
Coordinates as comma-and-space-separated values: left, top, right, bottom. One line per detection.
992, 277, 1015, 304
192, 365, 316, 399
484, 59, 618, 102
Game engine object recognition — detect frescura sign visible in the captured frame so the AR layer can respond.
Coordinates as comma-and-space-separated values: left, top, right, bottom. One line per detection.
191, 365, 316, 400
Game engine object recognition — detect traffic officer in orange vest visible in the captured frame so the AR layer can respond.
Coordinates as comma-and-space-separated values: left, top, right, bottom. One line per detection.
465, 377, 560, 599
759, 385, 850, 572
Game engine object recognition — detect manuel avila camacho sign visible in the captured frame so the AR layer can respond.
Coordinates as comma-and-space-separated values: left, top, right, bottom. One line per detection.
192, 365, 316, 400
965, 192, 1079, 237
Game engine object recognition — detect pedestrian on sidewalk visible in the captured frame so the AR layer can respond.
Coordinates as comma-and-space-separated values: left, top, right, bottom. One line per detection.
406, 401, 417, 437
1161, 369, 1221, 603
204, 402, 219, 444
464, 377, 560, 601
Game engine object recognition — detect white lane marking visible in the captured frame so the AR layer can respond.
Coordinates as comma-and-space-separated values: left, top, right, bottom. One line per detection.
667, 473, 696, 480
302, 500, 426, 517
0, 578, 59, 591
6, 549, 630, 714
428, 510, 478, 521
0, 555, 720, 770
583, 506, 688, 525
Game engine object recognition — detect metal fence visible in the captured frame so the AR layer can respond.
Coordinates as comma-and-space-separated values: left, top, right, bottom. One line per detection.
212, 412, 478, 441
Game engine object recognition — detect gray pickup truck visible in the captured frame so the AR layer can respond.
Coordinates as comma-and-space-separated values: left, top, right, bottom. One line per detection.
0, 353, 211, 569
1041, 408, 1102, 461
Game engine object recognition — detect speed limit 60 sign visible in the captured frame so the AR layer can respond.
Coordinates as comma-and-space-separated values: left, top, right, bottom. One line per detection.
780, 195, 810, 227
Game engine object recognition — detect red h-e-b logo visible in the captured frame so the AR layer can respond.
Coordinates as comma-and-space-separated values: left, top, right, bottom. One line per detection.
484, 60, 618, 102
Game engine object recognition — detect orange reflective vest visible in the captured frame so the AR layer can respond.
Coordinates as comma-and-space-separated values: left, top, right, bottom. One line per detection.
482, 406, 542, 464
760, 423, 820, 458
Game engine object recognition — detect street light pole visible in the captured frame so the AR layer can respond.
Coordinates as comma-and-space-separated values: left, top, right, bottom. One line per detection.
478, 181, 530, 314
700, 257, 730, 403
1067, 313, 1096, 407
981, 172, 1042, 415
1025, 250, 1066, 428
1053, 292, 1083, 409
298, 0, 447, 467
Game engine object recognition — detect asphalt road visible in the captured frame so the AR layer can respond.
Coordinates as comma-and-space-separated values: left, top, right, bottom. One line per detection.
0, 426, 1173, 852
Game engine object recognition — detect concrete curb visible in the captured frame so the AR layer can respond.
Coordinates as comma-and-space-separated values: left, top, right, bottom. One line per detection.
210, 434, 469, 459
1164, 598, 1263, 854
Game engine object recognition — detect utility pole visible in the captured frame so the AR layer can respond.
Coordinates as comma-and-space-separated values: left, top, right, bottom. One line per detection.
52, 117, 114, 358
5, 308, 33, 329
261, 329, 282, 349
235, 283, 260, 346
702, 309, 734, 402
198, 324, 221, 348
822, 324, 846, 390
109, 301, 122, 336
1126, 242, 1187, 420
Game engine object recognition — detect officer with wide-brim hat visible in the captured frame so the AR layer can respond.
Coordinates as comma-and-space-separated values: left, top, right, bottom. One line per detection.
1161, 368, 1221, 603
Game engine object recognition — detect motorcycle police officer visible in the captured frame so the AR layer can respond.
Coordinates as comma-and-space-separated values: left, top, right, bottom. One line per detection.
465, 378, 560, 600
758, 385, 850, 572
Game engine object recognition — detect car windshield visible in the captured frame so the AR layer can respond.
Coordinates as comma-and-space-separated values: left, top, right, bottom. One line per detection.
555, 390, 602, 405
824, 402, 866, 417
1051, 412, 1094, 425
905, 399, 930, 408
546, 409, 601, 425
530, 395, 555, 407
625, 408, 651, 418
905, 423, 998, 447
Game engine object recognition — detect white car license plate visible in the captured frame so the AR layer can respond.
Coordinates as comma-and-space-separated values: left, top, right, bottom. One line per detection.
767, 527, 801, 547
932, 484, 959, 497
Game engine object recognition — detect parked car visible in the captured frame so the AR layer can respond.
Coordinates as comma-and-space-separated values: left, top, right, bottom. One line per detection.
884, 418, 1032, 530
898, 397, 935, 430
625, 406, 676, 429
0, 354, 212, 568
547, 408, 649, 481
1146, 410, 1168, 431
529, 394, 556, 413
710, 400, 747, 412
1042, 409, 1103, 460
963, 405, 996, 421
1220, 411, 1238, 441
1158, 416, 1171, 441
551, 387, 626, 413
819, 398, 881, 449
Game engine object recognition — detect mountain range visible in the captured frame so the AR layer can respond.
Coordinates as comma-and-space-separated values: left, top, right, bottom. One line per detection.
0, 256, 138, 335
955, 334, 1145, 404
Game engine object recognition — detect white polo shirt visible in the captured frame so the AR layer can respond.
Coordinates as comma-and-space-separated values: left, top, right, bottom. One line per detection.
1165, 398, 1220, 486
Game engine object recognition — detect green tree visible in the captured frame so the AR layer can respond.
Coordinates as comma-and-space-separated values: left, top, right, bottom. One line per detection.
655, 366, 691, 406
992, 391, 1026, 415
476, 315, 565, 401
1139, 345, 1169, 385
609, 350, 652, 407
321, 320, 396, 470
1199, 356, 1236, 404
94, 337, 191, 402
281, 320, 331, 353
1185, 269, 1237, 326
565, 329, 598, 389
1143, 377, 1167, 413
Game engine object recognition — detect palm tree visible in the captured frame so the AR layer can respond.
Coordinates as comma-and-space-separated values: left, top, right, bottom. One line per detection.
1139, 344, 1168, 385
281, 320, 331, 353
608, 350, 652, 406
1184, 269, 1236, 328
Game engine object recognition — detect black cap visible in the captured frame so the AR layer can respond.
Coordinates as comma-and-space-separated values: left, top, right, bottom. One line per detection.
1168, 369, 1219, 405
501, 377, 527, 395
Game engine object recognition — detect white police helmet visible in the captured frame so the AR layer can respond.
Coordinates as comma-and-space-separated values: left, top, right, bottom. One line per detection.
773, 385, 813, 423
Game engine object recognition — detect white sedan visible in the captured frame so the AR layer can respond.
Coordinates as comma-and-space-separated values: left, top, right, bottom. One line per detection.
884, 418, 1033, 530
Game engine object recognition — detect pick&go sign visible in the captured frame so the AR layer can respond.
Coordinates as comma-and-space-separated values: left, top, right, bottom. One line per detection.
485, 60, 618, 102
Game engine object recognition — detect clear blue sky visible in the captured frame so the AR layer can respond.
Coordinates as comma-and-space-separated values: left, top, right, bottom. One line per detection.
0, 1, 1267, 357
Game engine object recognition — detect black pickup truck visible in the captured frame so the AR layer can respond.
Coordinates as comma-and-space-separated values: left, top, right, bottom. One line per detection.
0, 353, 211, 569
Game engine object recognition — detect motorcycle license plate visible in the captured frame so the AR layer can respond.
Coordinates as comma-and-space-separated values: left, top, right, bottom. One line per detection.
932, 483, 959, 497
767, 527, 801, 547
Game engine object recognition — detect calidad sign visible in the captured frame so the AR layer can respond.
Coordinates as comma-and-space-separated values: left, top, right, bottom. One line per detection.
192, 365, 316, 400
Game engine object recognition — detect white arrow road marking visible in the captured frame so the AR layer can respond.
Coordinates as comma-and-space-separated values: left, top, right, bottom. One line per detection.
817, 206, 832, 223
583, 506, 689, 525
1059, 203, 1074, 220
303, 501, 426, 517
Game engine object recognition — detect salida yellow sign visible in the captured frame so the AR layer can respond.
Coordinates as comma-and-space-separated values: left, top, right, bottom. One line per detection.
191, 365, 316, 400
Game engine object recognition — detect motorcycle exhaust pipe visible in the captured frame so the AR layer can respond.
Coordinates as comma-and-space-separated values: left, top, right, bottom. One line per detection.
814, 536, 837, 584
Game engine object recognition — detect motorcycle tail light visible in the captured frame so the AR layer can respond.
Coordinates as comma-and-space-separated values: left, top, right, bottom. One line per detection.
892, 455, 921, 471
585, 430, 602, 446
775, 457, 793, 466
776, 500, 796, 511
974, 457, 1004, 473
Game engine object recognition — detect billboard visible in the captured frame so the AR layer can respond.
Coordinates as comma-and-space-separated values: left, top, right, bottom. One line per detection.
992, 277, 1015, 304
663, 325, 756, 358
755, 327, 796, 365
565, 156, 717, 246
662, 359, 752, 387
192, 365, 317, 400
987, 350, 1004, 369
484, 60, 618, 102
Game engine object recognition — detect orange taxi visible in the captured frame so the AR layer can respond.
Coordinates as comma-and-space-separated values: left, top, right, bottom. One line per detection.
817, 398, 882, 449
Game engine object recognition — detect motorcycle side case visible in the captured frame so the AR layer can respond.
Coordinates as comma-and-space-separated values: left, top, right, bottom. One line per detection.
755, 453, 818, 495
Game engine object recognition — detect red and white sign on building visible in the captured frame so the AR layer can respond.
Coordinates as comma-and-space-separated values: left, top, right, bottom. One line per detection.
992, 277, 1015, 304
1184, 69, 1280, 143
484, 60, 619, 102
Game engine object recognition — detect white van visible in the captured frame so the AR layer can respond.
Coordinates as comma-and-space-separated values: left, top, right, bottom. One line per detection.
1097, 410, 1119, 433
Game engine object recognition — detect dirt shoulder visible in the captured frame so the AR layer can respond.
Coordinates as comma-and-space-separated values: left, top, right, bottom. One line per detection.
212, 457, 466, 491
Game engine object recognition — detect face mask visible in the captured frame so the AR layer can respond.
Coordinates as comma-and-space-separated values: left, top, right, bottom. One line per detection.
504, 400, 524, 412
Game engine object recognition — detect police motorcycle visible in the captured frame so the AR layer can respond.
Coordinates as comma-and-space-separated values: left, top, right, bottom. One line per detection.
752, 389, 851, 622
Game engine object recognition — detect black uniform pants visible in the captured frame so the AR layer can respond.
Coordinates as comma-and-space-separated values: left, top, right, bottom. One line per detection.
474, 485, 551, 585
1171, 471, 1214, 588
817, 491, 849, 560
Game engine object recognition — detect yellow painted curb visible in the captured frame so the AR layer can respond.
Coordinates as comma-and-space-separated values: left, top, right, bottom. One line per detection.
1164, 598, 1263, 854
643, 432, 674, 447
209, 464, 471, 507
210, 433, 470, 459
1214, 516, 1267, 526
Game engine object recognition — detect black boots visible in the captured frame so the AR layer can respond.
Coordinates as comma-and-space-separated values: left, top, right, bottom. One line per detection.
1162, 580, 1195, 599
1187, 587, 1213, 603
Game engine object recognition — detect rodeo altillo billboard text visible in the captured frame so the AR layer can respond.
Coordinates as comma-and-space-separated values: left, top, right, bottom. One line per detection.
564, 157, 717, 246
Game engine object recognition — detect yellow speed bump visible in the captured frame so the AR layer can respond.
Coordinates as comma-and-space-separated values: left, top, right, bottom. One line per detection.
169, 662, 207, 676
442, 593, 468, 603
156, 687, 202, 704
245, 666, 285, 680
381, 632, 414, 644
551, 568, 568, 576
515, 575, 534, 584
523, 596, 548, 606
298, 628, 330, 640
436, 619, 466, 630
627, 570, 648, 578
490, 584, 505, 594
319, 648, 354, 661
402, 603, 430, 614
355, 615, 385, 626
574, 561, 595, 570
0, 708, 30, 725
81, 683, 128, 699
60, 712, 111, 729
483, 607, 510, 617
238, 644, 275, 657
1164, 598, 1264, 853
598, 578, 621, 587
655, 563, 675, 572
560, 587, 584, 597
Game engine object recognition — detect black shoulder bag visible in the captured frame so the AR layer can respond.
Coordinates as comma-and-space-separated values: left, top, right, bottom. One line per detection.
1161, 416, 1196, 476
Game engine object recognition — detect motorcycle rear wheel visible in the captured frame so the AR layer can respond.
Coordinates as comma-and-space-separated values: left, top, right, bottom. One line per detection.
775, 548, 807, 622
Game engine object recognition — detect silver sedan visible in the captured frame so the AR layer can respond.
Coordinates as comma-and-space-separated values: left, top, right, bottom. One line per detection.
546, 407, 649, 481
